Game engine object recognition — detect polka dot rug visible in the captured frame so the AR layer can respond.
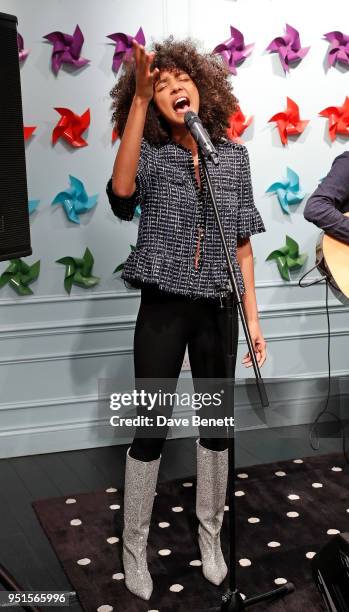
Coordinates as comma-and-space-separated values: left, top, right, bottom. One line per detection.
32, 452, 349, 611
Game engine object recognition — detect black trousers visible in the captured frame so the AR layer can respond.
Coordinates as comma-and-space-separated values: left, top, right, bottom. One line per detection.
130, 283, 239, 461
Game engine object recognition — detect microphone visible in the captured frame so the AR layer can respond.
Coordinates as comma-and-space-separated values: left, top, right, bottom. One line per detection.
184, 111, 219, 166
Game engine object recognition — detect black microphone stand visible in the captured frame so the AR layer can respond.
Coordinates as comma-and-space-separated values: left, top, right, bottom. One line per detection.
200, 153, 295, 610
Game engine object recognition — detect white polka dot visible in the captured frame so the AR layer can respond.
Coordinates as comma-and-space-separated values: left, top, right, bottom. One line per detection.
109, 504, 120, 510
287, 512, 299, 518
274, 578, 287, 585
189, 559, 202, 566
239, 558, 251, 567
106, 537, 119, 544
106, 487, 117, 493
288, 494, 300, 501
154, 492, 158, 496
148, 610, 159, 612
268, 541, 281, 548
235, 490, 245, 497
158, 549, 171, 556
65, 498, 76, 504
306, 552, 316, 559
327, 529, 340, 535
241, 594, 246, 600
169, 584, 184, 592
97, 606, 113, 612
70, 519, 82, 526
248, 517, 260, 524
112, 573, 124, 580
237, 473, 249, 479
159, 522, 170, 528
312, 483, 323, 488
182, 482, 193, 487
293, 459, 303, 464
346, 509, 349, 514
172, 506, 183, 513
224, 505, 229, 511
331, 466, 343, 472
275, 471, 286, 477
77, 558, 91, 566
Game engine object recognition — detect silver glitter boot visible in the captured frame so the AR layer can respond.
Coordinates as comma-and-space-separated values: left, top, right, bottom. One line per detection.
195, 438, 228, 585
122, 447, 161, 601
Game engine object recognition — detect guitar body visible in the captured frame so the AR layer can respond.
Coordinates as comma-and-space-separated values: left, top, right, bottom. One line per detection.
315, 212, 349, 305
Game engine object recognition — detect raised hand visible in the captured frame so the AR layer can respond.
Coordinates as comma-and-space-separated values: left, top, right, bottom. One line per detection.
132, 39, 159, 102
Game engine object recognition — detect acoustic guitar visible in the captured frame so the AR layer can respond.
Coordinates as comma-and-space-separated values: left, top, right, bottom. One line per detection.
315, 211, 349, 304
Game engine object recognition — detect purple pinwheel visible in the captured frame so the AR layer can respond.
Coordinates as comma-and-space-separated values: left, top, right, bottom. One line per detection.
17, 33, 29, 62
324, 31, 349, 69
266, 24, 310, 73
107, 27, 145, 73
212, 26, 254, 75
43, 25, 90, 75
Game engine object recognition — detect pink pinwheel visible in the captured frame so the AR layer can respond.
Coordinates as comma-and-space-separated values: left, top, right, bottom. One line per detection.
268, 97, 309, 145
227, 106, 253, 143
107, 27, 145, 73
266, 24, 310, 73
43, 25, 90, 75
213, 26, 254, 75
52, 108, 90, 147
17, 33, 29, 62
324, 31, 349, 69
319, 97, 349, 141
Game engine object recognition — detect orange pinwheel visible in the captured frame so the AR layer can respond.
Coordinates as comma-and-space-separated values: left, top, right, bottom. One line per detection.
227, 106, 253, 143
52, 107, 90, 147
268, 97, 309, 145
319, 96, 349, 141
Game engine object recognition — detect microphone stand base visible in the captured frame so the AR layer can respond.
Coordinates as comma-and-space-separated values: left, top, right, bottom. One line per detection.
208, 583, 295, 611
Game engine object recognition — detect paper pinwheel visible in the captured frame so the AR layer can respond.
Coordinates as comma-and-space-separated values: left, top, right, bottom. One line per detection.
43, 25, 90, 75
114, 245, 136, 273
24, 126, 36, 141
266, 235, 307, 281
213, 26, 254, 75
0, 259, 40, 295
135, 205, 141, 218
107, 27, 145, 73
268, 97, 309, 145
52, 107, 90, 147
266, 24, 310, 73
227, 106, 253, 143
17, 33, 29, 62
56, 247, 100, 294
324, 31, 349, 69
266, 167, 305, 214
319, 97, 349, 141
29, 199, 40, 214
112, 128, 119, 143
52, 175, 98, 224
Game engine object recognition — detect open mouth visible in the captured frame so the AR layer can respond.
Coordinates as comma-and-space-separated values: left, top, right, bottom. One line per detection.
173, 96, 191, 114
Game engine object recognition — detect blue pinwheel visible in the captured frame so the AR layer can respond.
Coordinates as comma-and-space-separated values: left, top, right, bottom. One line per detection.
266, 167, 305, 214
52, 175, 98, 223
28, 199, 40, 214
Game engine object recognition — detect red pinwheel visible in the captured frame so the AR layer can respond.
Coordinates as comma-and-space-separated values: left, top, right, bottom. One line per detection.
268, 97, 309, 145
319, 97, 349, 141
227, 106, 253, 143
23, 126, 36, 141
52, 108, 90, 147
112, 128, 119, 143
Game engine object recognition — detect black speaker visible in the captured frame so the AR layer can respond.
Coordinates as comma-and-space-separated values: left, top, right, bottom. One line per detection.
0, 12, 32, 262
312, 532, 349, 611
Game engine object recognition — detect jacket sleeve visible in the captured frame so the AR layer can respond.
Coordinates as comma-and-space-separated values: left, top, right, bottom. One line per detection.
303, 152, 349, 244
106, 138, 151, 221
237, 146, 266, 240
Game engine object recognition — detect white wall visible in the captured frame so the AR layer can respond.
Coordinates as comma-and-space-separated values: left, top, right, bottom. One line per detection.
0, 0, 348, 457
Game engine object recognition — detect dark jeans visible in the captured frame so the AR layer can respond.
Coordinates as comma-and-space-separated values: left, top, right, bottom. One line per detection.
130, 283, 238, 461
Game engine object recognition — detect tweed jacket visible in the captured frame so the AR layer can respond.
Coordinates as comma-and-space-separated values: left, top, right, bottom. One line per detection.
106, 138, 265, 298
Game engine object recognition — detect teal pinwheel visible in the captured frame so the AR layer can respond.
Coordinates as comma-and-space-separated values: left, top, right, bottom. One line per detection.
56, 247, 100, 294
266, 235, 307, 281
52, 175, 98, 224
113, 245, 136, 273
29, 199, 40, 214
266, 167, 305, 214
0, 259, 40, 295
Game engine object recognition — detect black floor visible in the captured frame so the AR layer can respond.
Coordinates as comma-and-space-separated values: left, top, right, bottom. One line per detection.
0, 426, 343, 611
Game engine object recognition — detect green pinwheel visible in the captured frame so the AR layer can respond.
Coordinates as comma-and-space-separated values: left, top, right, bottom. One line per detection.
0, 258, 40, 295
266, 235, 307, 281
113, 245, 136, 273
56, 247, 100, 294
